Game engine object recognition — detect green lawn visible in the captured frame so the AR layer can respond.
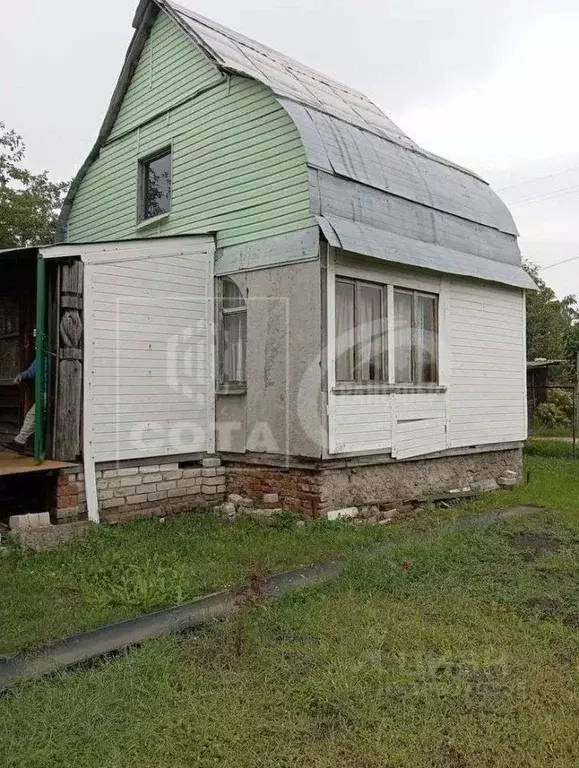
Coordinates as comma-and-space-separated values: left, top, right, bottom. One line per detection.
2, 450, 579, 767
0, 457, 579, 768
1, 450, 579, 658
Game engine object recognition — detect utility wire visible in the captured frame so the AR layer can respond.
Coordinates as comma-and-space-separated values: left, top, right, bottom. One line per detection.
506, 183, 579, 208
497, 164, 579, 192
539, 255, 579, 273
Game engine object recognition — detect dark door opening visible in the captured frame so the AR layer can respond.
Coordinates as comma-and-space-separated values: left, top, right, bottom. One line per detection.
0, 255, 36, 444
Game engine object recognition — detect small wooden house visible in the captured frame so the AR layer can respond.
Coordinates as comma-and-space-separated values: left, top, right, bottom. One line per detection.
0, 0, 534, 524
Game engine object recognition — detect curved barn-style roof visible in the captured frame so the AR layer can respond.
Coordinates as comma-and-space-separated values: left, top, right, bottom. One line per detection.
59, 0, 533, 289
154, 0, 532, 289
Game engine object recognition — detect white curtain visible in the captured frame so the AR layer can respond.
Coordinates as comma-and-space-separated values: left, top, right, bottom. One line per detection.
415, 295, 437, 383
394, 291, 413, 383
357, 284, 383, 381
335, 281, 355, 381
223, 312, 246, 383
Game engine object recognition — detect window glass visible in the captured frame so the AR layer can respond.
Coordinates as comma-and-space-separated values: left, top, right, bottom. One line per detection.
143, 151, 171, 220
394, 290, 413, 383
357, 283, 384, 381
335, 280, 355, 381
415, 294, 437, 383
222, 311, 246, 383
220, 278, 246, 386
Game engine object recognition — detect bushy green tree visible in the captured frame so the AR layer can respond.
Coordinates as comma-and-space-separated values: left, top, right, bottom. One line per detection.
524, 261, 578, 364
0, 122, 68, 248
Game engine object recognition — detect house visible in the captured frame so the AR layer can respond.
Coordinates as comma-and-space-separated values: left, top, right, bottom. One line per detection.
0, 0, 535, 525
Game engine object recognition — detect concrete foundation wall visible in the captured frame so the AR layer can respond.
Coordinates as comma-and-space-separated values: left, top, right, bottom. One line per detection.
319, 448, 523, 512
224, 448, 523, 516
216, 259, 322, 459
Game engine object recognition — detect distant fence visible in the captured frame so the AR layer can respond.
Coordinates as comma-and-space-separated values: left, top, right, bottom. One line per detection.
527, 369, 578, 457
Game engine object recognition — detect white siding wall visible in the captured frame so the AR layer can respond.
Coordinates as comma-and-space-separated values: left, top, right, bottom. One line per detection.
327, 252, 526, 457
446, 277, 527, 448
81, 237, 215, 462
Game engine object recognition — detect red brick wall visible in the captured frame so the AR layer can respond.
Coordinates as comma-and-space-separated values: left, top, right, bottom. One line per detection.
225, 465, 324, 516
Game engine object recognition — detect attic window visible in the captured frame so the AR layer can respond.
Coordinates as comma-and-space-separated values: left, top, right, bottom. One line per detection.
139, 148, 172, 221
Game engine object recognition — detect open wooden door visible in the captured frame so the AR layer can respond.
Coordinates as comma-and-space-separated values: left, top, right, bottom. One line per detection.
50, 259, 84, 462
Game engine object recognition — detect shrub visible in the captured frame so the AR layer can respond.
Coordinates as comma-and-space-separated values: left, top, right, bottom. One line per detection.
546, 388, 574, 418
535, 389, 574, 428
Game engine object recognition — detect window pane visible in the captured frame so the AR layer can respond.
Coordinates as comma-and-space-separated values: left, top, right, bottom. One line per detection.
222, 311, 246, 383
144, 152, 171, 219
335, 280, 355, 381
356, 284, 384, 381
222, 279, 244, 309
394, 290, 412, 383
415, 295, 437, 383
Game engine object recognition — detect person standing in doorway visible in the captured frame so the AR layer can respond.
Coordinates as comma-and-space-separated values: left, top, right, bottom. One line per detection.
5, 360, 37, 455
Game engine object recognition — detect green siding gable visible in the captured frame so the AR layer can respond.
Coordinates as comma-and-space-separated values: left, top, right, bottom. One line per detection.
110, 12, 222, 139
67, 11, 314, 248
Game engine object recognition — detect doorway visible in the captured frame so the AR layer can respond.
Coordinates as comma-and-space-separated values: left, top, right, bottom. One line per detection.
0, 254, 36, 443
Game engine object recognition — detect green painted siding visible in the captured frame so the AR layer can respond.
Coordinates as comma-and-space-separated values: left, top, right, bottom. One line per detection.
67, 11, 313, 247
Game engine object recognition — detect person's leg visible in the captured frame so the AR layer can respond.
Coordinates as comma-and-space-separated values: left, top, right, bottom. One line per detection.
15, 404, 35, 445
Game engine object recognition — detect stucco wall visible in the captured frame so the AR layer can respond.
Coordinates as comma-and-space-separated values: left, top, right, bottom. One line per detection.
216, 259, 322, 459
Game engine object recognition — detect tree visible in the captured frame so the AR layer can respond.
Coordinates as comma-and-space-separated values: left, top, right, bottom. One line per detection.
524, 261, 579, 365
0, 122, 68, 248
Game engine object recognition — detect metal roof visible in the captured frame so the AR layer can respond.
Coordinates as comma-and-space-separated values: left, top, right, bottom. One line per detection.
158, 0, 532, 289
58, 0, 533, 289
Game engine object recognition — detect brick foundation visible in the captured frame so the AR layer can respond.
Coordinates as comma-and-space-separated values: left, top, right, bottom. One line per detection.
50, 447, 523, 525
225, 447, 523, 516
226, 465, 325, 516
52, 467, 84, 524
95, 457, 226, 524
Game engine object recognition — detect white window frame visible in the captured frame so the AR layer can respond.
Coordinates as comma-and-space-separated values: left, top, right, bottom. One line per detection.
328, 253, 444, 393
217, 277, 247, 394
136, 144, 173, 225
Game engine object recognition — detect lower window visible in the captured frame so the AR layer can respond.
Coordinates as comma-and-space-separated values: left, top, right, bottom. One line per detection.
335, 277, 438, 385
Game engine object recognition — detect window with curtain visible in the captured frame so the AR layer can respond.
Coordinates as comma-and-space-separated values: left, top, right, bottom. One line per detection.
394, 289, 438, 384
335, 278, 387, 382
219, 278, 246, 387
335, 277, 438, 385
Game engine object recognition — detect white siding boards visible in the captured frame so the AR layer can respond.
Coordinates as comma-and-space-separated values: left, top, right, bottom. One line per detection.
327, 251, 526, 458
80, 236, 215, 463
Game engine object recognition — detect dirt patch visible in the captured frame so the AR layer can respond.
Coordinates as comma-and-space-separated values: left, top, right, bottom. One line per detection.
563, 614, 579, 629
525, 596, 567, 620
524, 597, 579, 629
508, 532, 563, 558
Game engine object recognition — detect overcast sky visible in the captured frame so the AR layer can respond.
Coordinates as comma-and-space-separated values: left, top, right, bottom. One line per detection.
2, 0, 578, 298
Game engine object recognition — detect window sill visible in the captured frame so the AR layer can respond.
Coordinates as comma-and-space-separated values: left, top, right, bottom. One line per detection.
217, 384, 247, 396
333, 383, 447, 396
136, 212, 170, 230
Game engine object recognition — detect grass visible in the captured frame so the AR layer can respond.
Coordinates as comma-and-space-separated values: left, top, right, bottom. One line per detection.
528, 422, 573, 439
1, 449, 579, 658
525, 438, 576, 459
2, 501, 579, 766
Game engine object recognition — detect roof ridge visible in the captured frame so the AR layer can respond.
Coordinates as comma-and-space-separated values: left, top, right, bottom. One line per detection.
163, 0, 369, 99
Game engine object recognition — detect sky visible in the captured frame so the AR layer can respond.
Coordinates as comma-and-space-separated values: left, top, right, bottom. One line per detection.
1, 0, 578, 298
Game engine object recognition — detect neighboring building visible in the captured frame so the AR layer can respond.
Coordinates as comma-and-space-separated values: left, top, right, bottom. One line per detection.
526, 359, 566, 411
0, 0, 534, 524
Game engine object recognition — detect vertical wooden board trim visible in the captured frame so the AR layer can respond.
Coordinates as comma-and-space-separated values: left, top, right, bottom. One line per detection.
326, 248, 337, 453
387, 284, 395, 385
206, 246, 216, 454
81, 261, 100, 522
